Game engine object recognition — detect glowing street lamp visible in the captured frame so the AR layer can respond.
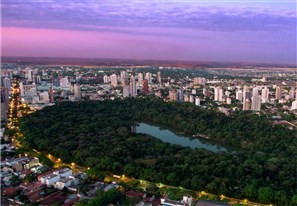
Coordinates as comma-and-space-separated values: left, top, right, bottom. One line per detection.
71, 162, 75, 166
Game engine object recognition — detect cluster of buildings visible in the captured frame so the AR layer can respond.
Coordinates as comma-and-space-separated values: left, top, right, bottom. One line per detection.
1, 154, 87, 205
1, 65, 296, 128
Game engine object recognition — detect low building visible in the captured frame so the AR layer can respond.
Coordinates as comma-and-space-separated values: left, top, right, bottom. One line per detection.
104, 182, 119, 192
54, 168, 72, 178
126, 190, 146, 199
64, 194, 80, 206
54, 177, 74, 190
160, 198, 184, 206
40, 173, 60, 186
2, 186, 20, 197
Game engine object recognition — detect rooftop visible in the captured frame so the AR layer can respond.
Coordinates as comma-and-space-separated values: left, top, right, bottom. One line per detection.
42, 173, 59, 180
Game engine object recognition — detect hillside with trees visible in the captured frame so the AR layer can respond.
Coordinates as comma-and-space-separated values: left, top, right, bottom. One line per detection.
19, 97, 297, 204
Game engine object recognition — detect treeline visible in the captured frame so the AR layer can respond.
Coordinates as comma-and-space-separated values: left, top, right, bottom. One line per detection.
19, 97, 297, 205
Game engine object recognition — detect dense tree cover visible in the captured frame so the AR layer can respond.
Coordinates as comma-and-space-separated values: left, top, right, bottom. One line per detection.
19, 97, 297, 204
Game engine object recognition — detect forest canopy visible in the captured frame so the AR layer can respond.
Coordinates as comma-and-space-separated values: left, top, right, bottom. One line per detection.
19, 97, 297, 204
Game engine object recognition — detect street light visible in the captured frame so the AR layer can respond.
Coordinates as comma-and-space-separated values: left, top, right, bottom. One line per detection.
71, 162, 75, 166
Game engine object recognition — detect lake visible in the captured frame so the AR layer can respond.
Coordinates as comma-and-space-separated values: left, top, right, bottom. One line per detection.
135, 123, 239, 153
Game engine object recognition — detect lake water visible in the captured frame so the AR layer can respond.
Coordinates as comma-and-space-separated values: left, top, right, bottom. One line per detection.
135, 123, 238, 153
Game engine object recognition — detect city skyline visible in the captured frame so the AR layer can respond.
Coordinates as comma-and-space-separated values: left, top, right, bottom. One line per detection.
1, 0, 297, 65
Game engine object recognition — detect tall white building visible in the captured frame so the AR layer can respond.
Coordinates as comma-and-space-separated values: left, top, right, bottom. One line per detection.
291, 100, 297, 110
129, 76, 137, 97
138, 73, 143, 85
74, 84, 81, 99
189, 95, 194, 103
236, 90, 243, 102
252, 87, 259, 97
110, 74, 118, 87
39, 91, 50, 104
19, 82, 24, 96
251, 95, 261, 111
60, 77, 69, 88
157, 71, 161, 83
20, 84, 37, 97
25, 67, 32, 82
243, 99, 250, 111
261, 87, 269, 103
145, 72, 152, 84
243, 85, 250, 101
289, 87, 295, 99
275, 86, 282, 100
120, 71, 128, 86
123, 86, 130, 98
195, 97, 201, 106
103, 75, 109, 84
214, 87, 223, 101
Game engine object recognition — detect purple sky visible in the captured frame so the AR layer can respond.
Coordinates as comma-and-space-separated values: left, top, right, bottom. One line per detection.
1, 0, 296, 65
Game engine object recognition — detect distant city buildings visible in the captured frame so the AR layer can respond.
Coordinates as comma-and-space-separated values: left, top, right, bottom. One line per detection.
1, 65, 296, 121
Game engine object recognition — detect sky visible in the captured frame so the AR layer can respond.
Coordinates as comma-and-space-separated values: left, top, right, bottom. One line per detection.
1, 0, 297, 65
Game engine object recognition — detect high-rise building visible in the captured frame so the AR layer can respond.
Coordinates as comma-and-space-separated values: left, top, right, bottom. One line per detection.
169, 89, 177, 101
261, 87, 269, 103
21, 84, 37, 97
145, 72, 152, 84
178, 89, 184, 102
110, 74, 118, 87
123, 86, 130, 98
189, 95, 194, 103
74, 83, 81, 99
103, 75, 109, 84
214, 87, 223, 101
49, 86, 54, 103
225, 91, 231, 98
203, 88, 208, 96
291, 100, 297, 110
1, 77, 11, 107
120, 71, 128, 86
243, 99, 250, 111
236, 90, 243, 102
195, 97, 201, 106
25, 67, 33, 82
129, 76, 137, 97
0, 76, 10, 123
157, 71, 161, 83
39, 91, 50, 104
243, 86, 250, 101
60, 77, 69, 88
251, 95, 261, 111
142, 79, 149, 94
275, 86, 282, 100
252, 87, 259, 97
289, 87, 295, 99
138, 73, 143, 85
